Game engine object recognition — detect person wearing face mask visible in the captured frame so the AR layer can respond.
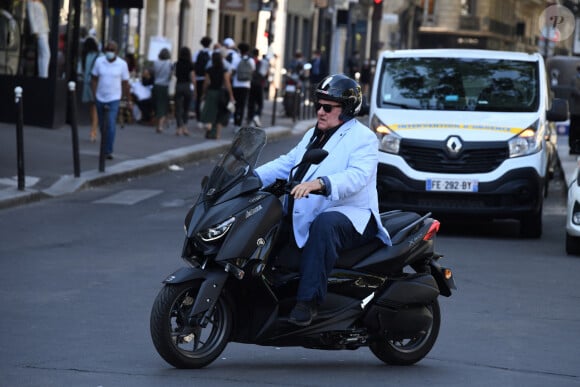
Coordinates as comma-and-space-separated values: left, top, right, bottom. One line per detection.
255, 74, 391, 326
91, 40, 131, 159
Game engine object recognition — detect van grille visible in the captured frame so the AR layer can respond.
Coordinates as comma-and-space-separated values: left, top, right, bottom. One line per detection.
399, 139, 509, 173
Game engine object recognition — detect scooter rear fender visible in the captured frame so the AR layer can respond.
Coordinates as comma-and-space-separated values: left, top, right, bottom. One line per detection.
429, 260, 456, 297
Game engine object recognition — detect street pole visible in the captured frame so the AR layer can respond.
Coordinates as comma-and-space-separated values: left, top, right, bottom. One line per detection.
370, 0, 383, 62
68, 82, 81, 178
14, 86, 25, 191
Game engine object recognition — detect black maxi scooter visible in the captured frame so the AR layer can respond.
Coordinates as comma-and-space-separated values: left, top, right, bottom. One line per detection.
150, 127, 456, 369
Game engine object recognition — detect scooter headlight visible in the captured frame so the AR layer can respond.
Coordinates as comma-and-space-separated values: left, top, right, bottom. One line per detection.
371, 114, 401, 154
508, 121, 542, 158
198, 217, 236, 242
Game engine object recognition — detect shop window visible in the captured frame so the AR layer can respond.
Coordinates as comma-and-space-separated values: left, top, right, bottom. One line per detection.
461, 0, 476, 16
0, 8, 20, 75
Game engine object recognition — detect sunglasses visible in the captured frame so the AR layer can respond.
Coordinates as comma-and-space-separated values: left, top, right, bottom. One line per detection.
315, 103, 342, 113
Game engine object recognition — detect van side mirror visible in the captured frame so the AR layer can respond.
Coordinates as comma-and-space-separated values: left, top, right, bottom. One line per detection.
547, 97, 569, 122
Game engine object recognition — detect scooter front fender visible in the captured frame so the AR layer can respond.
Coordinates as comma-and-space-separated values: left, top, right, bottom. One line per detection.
162, 266, 229, 317
163, 266, 210, 284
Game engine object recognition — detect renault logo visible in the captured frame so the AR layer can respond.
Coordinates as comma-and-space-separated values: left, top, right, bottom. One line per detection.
446, 136, 463, 156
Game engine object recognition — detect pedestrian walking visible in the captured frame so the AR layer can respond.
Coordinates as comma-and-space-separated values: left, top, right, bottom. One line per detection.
360, 58, 372, 99
174, 46, 195, 136
193, 36, 212, 127
91, 40, 131, 160
309, 49, 328, 96
223, 37, 239, 66
152, 48, 173, 133
26, 0, 50, 78
247, 49, 268, 126
231, 42, 255, 128
80, 35, 101, 142
199, 51, 235, 139
347, 50, 361, 80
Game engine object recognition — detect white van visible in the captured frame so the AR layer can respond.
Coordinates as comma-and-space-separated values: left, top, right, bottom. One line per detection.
369, 49, 568, 238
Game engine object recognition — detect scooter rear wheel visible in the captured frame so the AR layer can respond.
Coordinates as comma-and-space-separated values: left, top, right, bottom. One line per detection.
369, 300, 441, 366
150, 281, 232, 369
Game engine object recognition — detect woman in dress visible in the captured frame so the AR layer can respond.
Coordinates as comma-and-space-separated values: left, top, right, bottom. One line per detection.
199, 51, 235, 139
152, 48, 172, 133
80, 36, 100, 142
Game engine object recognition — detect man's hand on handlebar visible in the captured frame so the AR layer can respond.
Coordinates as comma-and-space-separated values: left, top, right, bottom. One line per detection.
290, 179, 324, 199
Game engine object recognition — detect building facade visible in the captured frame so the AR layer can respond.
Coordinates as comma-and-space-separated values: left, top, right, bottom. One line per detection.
0, 0, 577, 127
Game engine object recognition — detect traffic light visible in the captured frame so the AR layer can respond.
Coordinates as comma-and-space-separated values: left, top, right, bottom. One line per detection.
266, 17, 275, 45
373, 0, 383, 20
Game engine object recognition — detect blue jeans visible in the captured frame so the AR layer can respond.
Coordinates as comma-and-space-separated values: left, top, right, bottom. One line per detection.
296, 212, 378, 303
95, 100, 120, 155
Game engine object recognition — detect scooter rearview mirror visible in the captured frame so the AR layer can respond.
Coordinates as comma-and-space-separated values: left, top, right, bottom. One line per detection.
302, 148, 328, 165
288, 149, 329, 183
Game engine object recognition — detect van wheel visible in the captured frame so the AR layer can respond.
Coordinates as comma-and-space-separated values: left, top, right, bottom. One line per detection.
566, 233, 580, 255
520, 206, 542, 238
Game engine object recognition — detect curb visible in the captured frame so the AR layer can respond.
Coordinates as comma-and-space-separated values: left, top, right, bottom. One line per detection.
0, 124, 302, 210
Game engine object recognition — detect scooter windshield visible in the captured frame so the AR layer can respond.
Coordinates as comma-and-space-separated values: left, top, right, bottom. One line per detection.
204, 127, 266, 198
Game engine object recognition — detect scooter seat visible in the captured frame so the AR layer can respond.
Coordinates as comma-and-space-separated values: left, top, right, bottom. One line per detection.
273, 211, 423, 271
335, 211, 422, 269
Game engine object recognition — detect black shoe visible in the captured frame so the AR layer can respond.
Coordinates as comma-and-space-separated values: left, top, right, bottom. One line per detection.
106, 154, 113, 160
288, 300, 318, 326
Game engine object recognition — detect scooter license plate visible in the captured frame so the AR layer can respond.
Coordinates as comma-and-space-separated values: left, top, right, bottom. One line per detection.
285, 85, 297, 92
426, 178, 478, 192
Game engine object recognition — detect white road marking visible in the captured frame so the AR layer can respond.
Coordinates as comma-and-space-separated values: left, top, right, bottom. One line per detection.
94, 189, 162, 205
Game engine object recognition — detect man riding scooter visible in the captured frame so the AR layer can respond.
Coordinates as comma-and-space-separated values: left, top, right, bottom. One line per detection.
255, 74, 391, 326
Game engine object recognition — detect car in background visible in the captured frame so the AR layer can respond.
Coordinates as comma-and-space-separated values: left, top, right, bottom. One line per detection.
566, 160, 580, 254
369, 49, 568, 238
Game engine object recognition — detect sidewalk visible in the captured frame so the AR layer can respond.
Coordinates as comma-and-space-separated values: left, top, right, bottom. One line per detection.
0, 99, 317, 209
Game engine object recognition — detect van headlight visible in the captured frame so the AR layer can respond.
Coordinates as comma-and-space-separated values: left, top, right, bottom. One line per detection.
198, 217, 235, 242
508, 121, 542, 158
371, 114, 401, 154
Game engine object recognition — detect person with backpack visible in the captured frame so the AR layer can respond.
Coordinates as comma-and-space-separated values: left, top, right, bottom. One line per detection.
223, 37, 239, 68
231, 42, 255, 128
247, 49, 268, 127
193, 36, 212, 127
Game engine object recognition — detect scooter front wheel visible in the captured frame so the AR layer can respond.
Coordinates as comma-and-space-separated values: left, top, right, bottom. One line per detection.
369, 300, 441, 366
150, 281, 232, 369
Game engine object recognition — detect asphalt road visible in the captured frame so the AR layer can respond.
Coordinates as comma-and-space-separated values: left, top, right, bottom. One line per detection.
1, 133, 579, 387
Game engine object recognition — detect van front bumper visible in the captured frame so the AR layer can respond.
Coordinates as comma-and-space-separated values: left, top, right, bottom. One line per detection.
377, 164, 544, 219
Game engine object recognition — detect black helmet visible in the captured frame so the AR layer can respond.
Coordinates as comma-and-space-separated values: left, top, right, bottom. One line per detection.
315, 74, 362, 120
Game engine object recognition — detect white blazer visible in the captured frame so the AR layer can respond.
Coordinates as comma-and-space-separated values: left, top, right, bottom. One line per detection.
256, 119, 391, 248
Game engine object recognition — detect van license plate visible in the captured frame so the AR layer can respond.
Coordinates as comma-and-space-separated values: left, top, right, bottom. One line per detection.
426, 179, 478, 192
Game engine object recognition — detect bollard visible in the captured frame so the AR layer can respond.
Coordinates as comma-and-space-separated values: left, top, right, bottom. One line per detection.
271, 88, 278, 126
98, 104, 109, 172
14, 86, 25, 191
292, 90, 299, 123
68, 81, 81, 177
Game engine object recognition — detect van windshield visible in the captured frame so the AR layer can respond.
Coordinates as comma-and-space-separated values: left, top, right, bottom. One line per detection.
377, 57, 539, 112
